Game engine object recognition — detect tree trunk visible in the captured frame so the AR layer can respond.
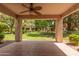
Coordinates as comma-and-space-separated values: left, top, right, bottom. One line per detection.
67, 23, 72, 31
10, 27, 13, 33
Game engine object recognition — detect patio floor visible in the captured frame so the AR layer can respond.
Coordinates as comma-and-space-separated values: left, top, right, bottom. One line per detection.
0, 40, 14, 48
0, 41, 79, 56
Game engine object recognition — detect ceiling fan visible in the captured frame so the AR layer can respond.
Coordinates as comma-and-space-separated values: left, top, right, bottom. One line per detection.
19, 3, 42, 15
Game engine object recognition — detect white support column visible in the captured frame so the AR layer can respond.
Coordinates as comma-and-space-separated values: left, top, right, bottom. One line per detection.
15, 17, 22, 42
55, 17, 63, 42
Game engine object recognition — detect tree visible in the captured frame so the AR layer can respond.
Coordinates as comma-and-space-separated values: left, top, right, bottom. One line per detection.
63, 11, 79, 31
34, 20, 55, 32
22, 20, 35, 32
35, 20, 47, 31
0, 13, 15, 33
0, 22, 8, 33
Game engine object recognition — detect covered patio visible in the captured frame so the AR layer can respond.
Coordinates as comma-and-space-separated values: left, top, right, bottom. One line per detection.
0, 3, 79, 56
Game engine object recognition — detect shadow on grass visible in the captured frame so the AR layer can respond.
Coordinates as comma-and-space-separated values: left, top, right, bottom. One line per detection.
27, 32, 55, 38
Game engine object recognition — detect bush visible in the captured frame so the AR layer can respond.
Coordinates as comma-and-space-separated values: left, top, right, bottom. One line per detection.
0, 33, 4, 39
0, 22, 8, 32
0, 22, 7, 44
69, 34, 79, 41
0, 33, 5, 44
69, 34, 79, 45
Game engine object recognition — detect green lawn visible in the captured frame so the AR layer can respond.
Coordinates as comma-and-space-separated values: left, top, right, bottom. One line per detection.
4, 34, 15, 41
3, 31, 79, 42
4, 32, 70, 42
4, 32, 55, 41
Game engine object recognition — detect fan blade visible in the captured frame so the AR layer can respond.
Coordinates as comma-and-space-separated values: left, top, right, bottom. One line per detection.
33, 10, 42, 15
21, 4, 29, 8
19, 10, 29, 14
34, 6, 42, 10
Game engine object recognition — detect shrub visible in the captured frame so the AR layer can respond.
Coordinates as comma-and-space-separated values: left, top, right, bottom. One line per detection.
74, 35, 79, 41
0, 33, 4, 40
69, 34, 76, 38
69, 34, 79, 45
69, 34, 79, 41
0, 22, 8, 32
0, 22, 7, 44
69, 34, 76, 42
0, 33, 5, 44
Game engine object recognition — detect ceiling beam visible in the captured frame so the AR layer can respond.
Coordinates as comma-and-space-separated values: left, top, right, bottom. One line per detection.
0, 4, 17, 17
18, 15, 61, 19
61, 4, 79, 17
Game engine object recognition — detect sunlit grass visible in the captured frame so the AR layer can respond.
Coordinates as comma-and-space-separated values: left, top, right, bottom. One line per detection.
22, 34, 55, 41
4, 34, 15, 41
3, 32, 55, 41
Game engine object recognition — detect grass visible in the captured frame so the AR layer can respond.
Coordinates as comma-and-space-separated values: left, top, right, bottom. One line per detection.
3, 32, 55, 41
4, 34, 15, 41
3, 31, 71, 41
3, 31, 73, 42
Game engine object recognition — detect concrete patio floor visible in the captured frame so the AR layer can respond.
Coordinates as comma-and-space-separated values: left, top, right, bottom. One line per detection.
0, 41, 79, 56
0, 40, 14, 48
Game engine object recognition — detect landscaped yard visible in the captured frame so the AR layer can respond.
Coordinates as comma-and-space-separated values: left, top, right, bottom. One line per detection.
3, 31, 75, 42
4, 32, 55, 41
